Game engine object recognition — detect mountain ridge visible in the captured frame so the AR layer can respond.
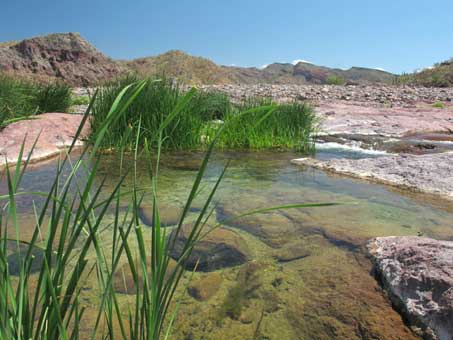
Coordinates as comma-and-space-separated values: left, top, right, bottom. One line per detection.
0, 32, 397, 86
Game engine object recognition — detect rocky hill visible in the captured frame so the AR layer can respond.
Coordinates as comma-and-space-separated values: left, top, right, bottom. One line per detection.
0, 33, 123, 86
0, 32, 396, 86
402, 59, 453, 87
123, 50, 232, 84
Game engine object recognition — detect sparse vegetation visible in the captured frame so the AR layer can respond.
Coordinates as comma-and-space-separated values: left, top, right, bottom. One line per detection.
432, 101, 445, 109
0, 73, 71, 127
399, 59, 453, 87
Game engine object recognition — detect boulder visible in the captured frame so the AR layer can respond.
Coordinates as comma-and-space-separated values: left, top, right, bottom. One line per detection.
169, 224, 249, 271
367, 236, 453, 340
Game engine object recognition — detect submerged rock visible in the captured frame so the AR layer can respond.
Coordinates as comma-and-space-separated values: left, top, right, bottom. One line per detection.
187, 272, 222, 301
169, 224, 250, 271
367, 236, 453, 340
138, 204, 183, 227
6, 240, 46, 276
216, 204, 298, 248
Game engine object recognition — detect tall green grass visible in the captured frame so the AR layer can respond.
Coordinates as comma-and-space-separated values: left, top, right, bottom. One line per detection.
0, 80, 332, 339
92, 75, 229, 150
215, 98, 316, 152
0, 73, 71, 127
91, 76, 316, 152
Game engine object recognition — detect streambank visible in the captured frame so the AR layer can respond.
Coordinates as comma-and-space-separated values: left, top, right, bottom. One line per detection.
293, 99, 453, 200
0, 113, 88, 170
292, 152, 453, 200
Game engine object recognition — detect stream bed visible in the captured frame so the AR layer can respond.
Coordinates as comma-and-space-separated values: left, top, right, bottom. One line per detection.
1, 148, 453, 340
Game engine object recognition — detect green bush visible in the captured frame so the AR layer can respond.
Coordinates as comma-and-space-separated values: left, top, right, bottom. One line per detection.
432, 101, 445, 109
326, 75, 346, 85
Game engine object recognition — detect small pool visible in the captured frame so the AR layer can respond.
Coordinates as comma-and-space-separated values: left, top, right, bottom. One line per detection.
1, 150, 452, 339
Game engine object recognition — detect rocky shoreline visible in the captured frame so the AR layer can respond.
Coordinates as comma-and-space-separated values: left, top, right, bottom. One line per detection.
292, 152, 453, 200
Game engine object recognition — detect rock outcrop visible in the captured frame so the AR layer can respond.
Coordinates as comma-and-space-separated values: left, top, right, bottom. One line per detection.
0, 33, 122, 86
367, 236, 453, 340
292, 152, 453, 200
0, 113, 89, 170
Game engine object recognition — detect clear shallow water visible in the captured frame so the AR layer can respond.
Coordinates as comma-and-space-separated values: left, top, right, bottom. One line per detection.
1, 150, 453, 339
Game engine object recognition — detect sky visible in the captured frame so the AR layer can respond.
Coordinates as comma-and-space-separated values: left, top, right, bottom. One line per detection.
1, 0, 452, 74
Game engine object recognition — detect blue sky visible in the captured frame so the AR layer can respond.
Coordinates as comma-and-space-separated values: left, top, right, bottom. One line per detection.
1, 0, 452, 74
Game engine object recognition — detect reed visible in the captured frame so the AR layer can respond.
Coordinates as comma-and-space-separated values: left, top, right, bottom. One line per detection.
91, 76, 316, 152
215, 98, 316, 152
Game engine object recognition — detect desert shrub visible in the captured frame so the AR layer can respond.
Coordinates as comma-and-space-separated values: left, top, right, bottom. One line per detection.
326, 75, 346, 85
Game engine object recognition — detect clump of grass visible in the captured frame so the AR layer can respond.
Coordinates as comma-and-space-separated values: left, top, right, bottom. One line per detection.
215, 99, 316, 152
432, 101, 445, 109
92, 76, 316, 153
71, 95, 91, 106
33, 82, 71, 113
91, 75, 227, 150
0, 73, 71, 127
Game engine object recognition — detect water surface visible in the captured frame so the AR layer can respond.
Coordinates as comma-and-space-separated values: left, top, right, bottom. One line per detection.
1, 149, 452, 339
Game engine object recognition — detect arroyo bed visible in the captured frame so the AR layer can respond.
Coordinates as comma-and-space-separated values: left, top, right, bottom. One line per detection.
2, 147, 453, 340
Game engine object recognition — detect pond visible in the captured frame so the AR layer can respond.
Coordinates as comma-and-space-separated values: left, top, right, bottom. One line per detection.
1, 148, 453, 340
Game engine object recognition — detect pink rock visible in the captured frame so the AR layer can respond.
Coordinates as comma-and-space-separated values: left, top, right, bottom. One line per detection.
368, 236, 453, 340
0, 113, 89, 169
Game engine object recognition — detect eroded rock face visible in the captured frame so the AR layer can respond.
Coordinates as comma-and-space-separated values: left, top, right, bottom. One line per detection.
169, 224, 249, 271
0, 33, 122, 86
367, 236, 453, 340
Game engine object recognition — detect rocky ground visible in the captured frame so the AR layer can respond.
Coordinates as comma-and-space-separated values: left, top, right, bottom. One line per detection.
200, 84, 453, 107
368, 236, 453, 340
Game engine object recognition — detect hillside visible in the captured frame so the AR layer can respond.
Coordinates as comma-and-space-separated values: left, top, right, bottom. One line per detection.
0, 32, 123, 86
123, 50, 232, 84
402, 59, 453, 87
126, 53, 395, 85
0, 32, 396, 86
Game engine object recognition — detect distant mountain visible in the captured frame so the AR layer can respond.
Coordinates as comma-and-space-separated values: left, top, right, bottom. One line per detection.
0, 33, 123, 85
401, 59, 453, 87
0, 32, 396, 86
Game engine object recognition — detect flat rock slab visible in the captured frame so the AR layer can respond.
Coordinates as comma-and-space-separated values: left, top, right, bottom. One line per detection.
292, 152, 453, 200
0, 113, 88, 170
316, 101, 453, 137
367, 236, 453, 340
